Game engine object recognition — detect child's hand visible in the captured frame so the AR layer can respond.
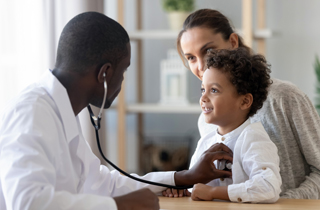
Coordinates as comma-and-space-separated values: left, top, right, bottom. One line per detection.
191, 183, 215, 201
162, 188, 191, 198
192, 184, 229, 201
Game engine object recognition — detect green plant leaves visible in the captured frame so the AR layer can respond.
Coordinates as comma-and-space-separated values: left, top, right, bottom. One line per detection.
314, 55, 320, 83
162, 0, 195, 12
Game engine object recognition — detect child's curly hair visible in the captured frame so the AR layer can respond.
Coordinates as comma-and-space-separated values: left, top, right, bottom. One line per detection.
206, 48, 272, 117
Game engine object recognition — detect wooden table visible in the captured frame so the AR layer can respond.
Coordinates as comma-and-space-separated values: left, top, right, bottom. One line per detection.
159, 196, 320, 210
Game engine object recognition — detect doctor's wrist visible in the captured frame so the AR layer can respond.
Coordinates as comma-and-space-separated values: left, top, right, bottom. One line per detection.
174, 170, 192, 186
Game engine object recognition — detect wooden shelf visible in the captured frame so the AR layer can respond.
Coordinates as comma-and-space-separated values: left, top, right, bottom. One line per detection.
253, 29, 272, 39
129, 30, 179, 40
128, 29, 272, 40
126, 103, 201, 113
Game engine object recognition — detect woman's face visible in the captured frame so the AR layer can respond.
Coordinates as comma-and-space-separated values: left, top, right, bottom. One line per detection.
180, 27, 238, 80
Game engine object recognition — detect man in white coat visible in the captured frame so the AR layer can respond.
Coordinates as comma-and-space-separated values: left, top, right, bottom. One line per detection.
0, 12, 233, 210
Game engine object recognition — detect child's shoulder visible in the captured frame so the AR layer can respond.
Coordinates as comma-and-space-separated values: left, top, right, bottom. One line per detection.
245, 121, 265, 130
240, 121, 270, 142
235, 121, 278, 155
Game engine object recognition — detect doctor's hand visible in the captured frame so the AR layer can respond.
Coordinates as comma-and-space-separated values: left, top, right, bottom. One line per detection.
114, 188, 159, 210
174, 143, 233, 186
162, 188, 191, 198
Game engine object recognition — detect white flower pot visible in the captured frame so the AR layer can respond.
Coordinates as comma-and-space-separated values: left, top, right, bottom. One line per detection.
167, 11, 189, 31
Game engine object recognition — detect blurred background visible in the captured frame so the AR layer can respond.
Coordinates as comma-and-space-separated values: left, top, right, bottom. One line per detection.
1, 0, 320, 174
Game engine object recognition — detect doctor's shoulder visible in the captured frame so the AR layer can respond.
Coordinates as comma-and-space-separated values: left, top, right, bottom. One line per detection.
0, 84, 58, 131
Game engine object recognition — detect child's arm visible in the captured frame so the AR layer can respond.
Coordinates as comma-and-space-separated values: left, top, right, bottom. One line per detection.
228, 124, 282, 203
191, 184, 229, 201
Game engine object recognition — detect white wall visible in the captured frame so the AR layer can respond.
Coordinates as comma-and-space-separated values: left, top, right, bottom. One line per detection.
266, 0, 320, 101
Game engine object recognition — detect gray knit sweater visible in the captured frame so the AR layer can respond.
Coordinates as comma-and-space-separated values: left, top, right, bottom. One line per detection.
198, 78, 320, 199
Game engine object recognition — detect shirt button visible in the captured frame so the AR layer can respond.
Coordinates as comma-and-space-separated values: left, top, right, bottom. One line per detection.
238, 198, 242, 202
262, 167, 267, 170
220, 178, 224, 181
221, 137, 225, 141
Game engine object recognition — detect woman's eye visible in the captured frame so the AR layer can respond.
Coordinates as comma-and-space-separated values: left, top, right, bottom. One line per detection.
187, 56, 195, 61
206, 48, 215, 54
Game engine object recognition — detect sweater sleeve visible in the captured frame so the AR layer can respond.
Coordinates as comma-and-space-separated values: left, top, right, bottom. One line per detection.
251, 79, 320, 199
281, 91, 320, 199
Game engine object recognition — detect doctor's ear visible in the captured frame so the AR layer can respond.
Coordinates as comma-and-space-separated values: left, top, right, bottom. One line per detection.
98, 63, 113, 83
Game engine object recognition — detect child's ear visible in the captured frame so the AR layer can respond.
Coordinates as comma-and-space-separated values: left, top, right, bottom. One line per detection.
240, 93, 253, 110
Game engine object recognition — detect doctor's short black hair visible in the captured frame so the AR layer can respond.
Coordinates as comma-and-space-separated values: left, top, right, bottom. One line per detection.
55, 12, 129, 73
205, 48, 272, 117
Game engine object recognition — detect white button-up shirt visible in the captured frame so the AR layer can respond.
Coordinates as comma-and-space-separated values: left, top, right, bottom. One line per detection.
189, 119, 282, 203
0, 70, 175, 210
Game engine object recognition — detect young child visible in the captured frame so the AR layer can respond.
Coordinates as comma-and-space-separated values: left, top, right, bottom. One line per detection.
189, 48, 281, 203
162, 48, 281, 202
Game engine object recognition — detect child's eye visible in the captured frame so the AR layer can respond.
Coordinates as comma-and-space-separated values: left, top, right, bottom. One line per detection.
211, 88, 218, 93
200, 88, 205, 94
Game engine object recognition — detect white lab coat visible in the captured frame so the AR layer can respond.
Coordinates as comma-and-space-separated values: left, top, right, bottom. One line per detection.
189, 119, 282, 203
0, 70, 175, 210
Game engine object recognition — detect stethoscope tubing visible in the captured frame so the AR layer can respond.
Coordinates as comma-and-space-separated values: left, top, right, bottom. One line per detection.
88, 109, 194, 190
87, 77, 192, 190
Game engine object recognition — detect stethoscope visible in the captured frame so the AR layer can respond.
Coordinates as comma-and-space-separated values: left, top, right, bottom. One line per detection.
87, 73, 193, 189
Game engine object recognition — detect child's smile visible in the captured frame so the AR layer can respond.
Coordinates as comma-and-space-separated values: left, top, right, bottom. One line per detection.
201, 106, 213, 114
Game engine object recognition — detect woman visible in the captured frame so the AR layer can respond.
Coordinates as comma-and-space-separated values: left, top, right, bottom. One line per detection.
164, 9, 320, 199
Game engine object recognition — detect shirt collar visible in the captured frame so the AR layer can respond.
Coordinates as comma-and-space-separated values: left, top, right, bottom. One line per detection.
216, 118, 251, 142
39, 70, 79, 143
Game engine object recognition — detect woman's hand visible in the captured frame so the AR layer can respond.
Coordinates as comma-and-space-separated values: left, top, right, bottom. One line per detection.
162, 188, 191, 198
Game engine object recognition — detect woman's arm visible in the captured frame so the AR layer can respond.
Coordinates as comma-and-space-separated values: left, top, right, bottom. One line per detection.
281, 91, 320, 199
252, 79, 320, 199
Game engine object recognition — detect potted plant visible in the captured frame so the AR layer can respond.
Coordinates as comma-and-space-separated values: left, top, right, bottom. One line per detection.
162, 0, 195, 30
314, 55, 320, 115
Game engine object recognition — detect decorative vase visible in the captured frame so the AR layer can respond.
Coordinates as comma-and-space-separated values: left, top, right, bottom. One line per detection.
167, 11, 189, 30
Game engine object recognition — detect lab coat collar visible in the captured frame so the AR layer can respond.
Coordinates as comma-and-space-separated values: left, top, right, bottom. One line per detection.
39, 70, 79, 143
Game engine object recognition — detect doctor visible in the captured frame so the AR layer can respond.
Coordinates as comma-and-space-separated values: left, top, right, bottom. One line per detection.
0, 12, 233, 210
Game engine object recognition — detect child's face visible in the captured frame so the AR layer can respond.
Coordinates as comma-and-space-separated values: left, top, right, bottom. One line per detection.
200, 67, 245, 131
